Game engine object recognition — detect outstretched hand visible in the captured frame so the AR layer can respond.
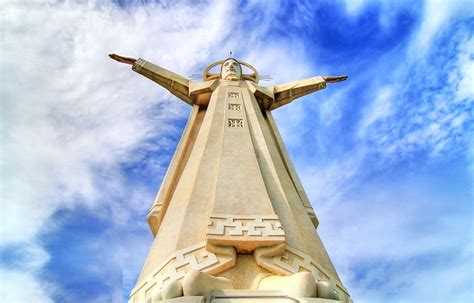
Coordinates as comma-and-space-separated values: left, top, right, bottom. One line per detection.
108, 53, 137, 65
323, 75, 348, 83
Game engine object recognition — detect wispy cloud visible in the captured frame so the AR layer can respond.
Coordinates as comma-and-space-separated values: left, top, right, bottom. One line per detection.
358, 19, 473, 162
0, 268, 54, 303
317, 168, 473, 302
274, 1, 473, 302
408, 0, 471, 58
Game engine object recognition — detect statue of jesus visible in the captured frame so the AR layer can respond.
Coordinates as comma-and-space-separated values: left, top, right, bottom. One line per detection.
110, 53, 351, 303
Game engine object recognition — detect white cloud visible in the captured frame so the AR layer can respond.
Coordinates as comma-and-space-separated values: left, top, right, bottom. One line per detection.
350, 7, 473, 163
0, 269, 54, 303
408, 0, 471, 58
455, 35, 474, 102
358, 86, 394, 138
6, 3, 132, 243
341, 0, 413, 31
342, 0, 370, 17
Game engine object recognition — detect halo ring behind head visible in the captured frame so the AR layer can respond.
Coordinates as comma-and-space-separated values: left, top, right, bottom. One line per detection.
203, 59, 259, 83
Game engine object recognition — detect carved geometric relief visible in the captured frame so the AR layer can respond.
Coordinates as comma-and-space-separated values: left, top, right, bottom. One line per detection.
227, 103, 242, 111
208, 214, 285, 237
207, 214, 285, 253
255, 245, 330, 281
272, 246, 329, 281
228, 92, 240, 98
129, 242, 236, 302
254, 245, 349, 298
227, 118, 243, 128
132, 58, 147, 73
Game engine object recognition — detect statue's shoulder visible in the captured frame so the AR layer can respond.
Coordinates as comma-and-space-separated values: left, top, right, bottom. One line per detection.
244, 81, 274, 109
246, 81, 273, 96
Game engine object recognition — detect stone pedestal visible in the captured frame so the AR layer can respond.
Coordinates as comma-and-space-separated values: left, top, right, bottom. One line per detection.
151, 290, 349, 303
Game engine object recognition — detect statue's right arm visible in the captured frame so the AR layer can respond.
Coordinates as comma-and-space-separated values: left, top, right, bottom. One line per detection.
109, 54, 193, 105
270, 75, 348, 110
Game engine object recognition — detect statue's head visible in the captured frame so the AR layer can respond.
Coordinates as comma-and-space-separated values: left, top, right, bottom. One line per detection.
220, 59, 242, 81
203, 58, 258, 83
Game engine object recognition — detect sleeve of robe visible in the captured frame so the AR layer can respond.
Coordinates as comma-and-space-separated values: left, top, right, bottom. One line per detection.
270, 76, 327, 110
132, 58, 193, 105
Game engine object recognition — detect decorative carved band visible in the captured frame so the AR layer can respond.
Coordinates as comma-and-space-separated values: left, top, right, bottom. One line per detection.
255, 245, 349, 298
208, 214, 285, 237
129, 242, 236, 302
207, 214, 285, 253
273, 246, 329, 281
132, 58, 147, 73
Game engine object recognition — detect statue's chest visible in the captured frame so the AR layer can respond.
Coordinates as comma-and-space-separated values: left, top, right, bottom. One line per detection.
209, 82, 259, 126
220, 86, 246, 128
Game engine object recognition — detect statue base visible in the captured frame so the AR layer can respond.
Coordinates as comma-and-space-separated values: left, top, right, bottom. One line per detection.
153, 290, 345, 302
136, 270, 351, 303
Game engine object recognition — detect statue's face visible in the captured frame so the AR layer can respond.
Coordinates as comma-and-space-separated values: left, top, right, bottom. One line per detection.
221, 59, 242, 81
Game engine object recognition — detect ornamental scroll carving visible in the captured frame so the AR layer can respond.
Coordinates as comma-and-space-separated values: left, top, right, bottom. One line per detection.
208, 214, 285, 237
207, 214, 285, 253
129, 242, 235, 303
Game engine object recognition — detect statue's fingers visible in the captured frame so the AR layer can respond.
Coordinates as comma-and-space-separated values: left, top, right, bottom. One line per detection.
323, 75, 348, 83
108, 53, 136, 65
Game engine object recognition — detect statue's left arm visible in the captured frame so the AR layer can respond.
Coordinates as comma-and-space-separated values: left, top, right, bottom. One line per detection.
109, 54, 193, 105
270, 75, 348, 110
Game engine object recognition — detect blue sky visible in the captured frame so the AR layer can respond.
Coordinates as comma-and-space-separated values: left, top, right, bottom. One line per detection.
1, 0, 472, 302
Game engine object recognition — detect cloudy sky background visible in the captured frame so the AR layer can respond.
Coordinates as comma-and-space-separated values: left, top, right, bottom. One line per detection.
1, 0, 472, 302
